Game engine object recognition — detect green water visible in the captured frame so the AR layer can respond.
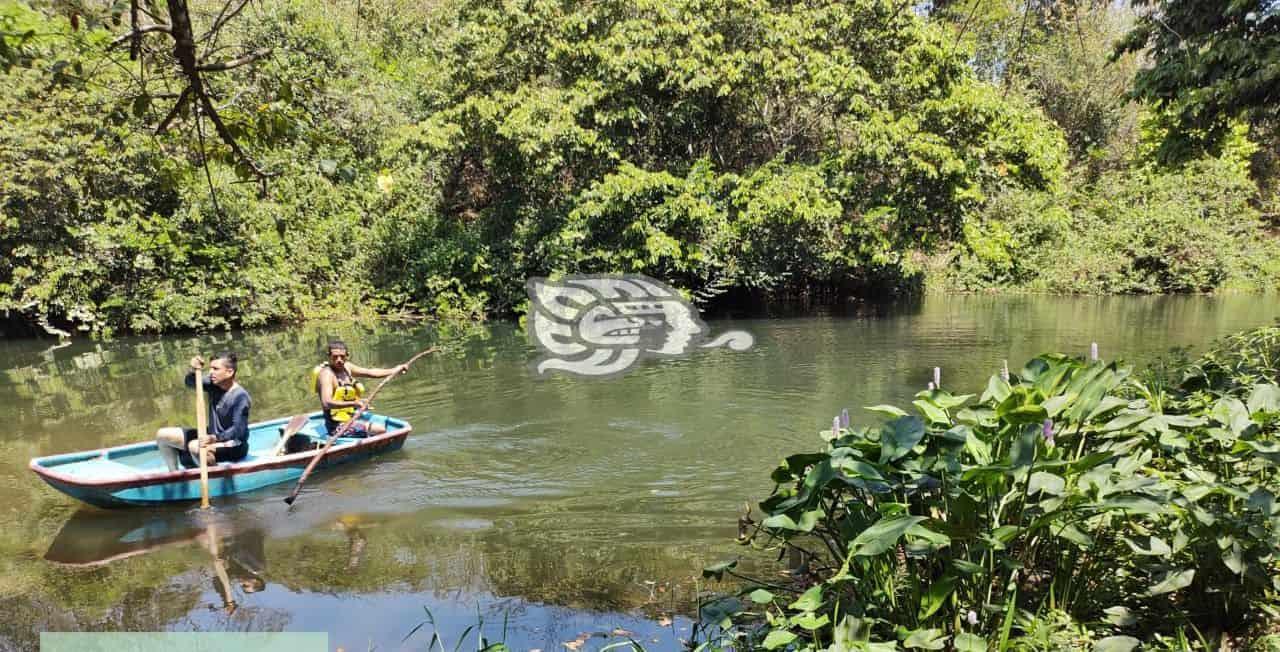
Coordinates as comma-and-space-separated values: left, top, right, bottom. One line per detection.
1, 295, 1276, 650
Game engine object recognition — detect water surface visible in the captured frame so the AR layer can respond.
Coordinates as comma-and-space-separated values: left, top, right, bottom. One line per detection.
1, 295, 1276, 651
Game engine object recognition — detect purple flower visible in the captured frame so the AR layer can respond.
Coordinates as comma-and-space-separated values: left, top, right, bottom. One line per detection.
1042, 418, 1055, 446
840, 408, 850, 429
933, 367, 941, 389
927, 382, 935, 391
1090, 342, 1099, 361
1001, 359, 1010, 382
833, 416, 840, 437
966, 610, 978, 625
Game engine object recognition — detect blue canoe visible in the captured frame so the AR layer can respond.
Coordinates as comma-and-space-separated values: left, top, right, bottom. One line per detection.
29, 412, 411, 508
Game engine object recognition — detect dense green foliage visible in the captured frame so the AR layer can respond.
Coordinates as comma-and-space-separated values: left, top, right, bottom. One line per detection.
1, 0, 1278, 336
700, 325, 1280, 650
1116, 0, 1280, 165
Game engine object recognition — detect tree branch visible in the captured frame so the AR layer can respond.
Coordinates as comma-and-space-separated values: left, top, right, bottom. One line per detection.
155, 85, 192, 134
200, 0, 253, 44
196, 47, 271, 72
110, 23, 172, 48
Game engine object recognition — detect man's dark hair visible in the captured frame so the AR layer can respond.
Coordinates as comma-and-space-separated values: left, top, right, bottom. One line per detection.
212, 351, 238, 375
326, 339, 348, 355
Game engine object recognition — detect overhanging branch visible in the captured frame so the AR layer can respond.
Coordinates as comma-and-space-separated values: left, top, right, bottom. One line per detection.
196, 47, 271, 72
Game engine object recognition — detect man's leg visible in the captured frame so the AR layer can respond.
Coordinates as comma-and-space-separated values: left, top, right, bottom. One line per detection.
156, 427, 185, 471
187, 439, 214, 466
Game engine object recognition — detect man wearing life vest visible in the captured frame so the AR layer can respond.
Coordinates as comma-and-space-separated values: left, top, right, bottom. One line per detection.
313, 340, 407, 437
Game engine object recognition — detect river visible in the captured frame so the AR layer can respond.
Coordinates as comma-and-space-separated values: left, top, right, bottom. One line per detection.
1, 294, 1276, 651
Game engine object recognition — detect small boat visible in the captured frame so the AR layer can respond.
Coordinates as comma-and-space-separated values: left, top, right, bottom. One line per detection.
29, 412, 411, 508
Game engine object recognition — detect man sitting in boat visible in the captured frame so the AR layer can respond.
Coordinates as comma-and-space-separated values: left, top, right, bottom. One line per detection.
313, 340, 405, 438
155, 353, 252, 471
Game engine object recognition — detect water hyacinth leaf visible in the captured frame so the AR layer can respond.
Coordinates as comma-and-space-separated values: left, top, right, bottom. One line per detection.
762, 509, 823, 532
837, 458, 885, 481
880, 416, 926, 463
1211, 397, 1254, 436
1147, 568, 1195, 596
790, 612, 829, 631
917, 573, 957, 620
762, 630, 797, 650
1248, 383, 1280, 414
965, 431, 993, 465
902, 628, 947, 650
1245, 440, 1280, 465
953, 633, 986, 652
921, 390, 973, 410
1100, 411, 1150, 432
1085, 395, 1130, 421
1223, 542, 1245, 574
1041, 394, 1074, 417
912, 398, 949, 424
1028, 471, 1065, 496
699, 596, 744, 627
789, 584, 824, 611
849, 515, 927, 557
1103, 606, 1137, 626
982, 375, 1012, 403
952, 559, 984, 575
866, 404, 908, 419
748, 589, 774, 604
1248, 488, 1278, 515
1101, 495, 1165, 515
1005, 404, 1049, 425
1123, 535, 1171, 557
1057, 523, 1095, 549
702, 559, 737, 580
1008, 424, 1039, 470
1093, 636, 1140, 652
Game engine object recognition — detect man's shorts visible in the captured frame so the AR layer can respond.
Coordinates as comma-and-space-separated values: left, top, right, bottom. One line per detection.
177, 427, 249, 468
324, 419, 372, 438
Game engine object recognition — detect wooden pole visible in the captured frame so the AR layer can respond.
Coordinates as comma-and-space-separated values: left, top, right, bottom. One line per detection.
195, 360, 210, 509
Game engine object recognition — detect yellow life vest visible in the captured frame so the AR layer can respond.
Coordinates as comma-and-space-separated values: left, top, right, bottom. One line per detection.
310, 363, 365, 423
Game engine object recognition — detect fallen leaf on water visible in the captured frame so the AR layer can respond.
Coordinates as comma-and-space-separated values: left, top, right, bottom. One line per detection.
564, 641, 583, 651
658, 616, 673, 627
612, 629, 634, 637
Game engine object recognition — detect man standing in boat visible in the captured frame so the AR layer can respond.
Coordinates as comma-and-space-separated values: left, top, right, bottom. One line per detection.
313, 340, 406, 437
155, 353, 252, 471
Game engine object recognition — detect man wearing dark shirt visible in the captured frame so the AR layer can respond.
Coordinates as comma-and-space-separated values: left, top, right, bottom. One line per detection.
155, 352, 252, 471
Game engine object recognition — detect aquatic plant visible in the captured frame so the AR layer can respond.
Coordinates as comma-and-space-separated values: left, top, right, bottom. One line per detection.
701, 325, 1280, 650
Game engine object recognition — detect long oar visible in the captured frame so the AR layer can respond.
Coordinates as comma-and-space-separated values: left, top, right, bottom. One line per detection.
284, 347, 440, 507
195, 361, 211, 510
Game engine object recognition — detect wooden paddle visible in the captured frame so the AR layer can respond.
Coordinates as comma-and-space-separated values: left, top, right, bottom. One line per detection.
194, 358, 211, 510
283, 347, 440, 507
270, 414, 313, 457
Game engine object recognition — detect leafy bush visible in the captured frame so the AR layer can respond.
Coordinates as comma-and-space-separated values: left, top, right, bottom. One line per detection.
701, 327, 1280, 650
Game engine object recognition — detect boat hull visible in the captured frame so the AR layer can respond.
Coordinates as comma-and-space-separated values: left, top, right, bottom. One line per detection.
29, 412, 410, 508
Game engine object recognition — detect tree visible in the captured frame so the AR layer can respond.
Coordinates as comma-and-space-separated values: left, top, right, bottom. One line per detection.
1116, 0, 1280, 163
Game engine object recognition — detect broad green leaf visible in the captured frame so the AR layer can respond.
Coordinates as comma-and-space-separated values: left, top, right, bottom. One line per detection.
954, 633, 986, 652
790, 612, 829, 631
1123, 535, 1171, 557
866, 404, 907, 419
880, 416, 926, 463
981, 375, 1012, 403
702, 559, 737, 580
762, 630, 797, 650
917, 573, 957, 620
903, 628, 947, 650
1028, 471, 1065, 496
913, 398, 949, 424
1248, 383, 1280, 414
789, 584, 823, 611
965, 431, 992, 465
1099, 411, 1150, 432
1102, 606, 1136, 626
836, 458, 884, 481
1223, 542, 1244, 574
1093, 636, 1140, 652
748, 589, 774, 604
849, 515, 927, 557
1146, 568, 1194, 595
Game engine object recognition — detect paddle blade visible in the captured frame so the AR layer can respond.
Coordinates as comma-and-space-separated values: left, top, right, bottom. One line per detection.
281, 414, 310, 438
